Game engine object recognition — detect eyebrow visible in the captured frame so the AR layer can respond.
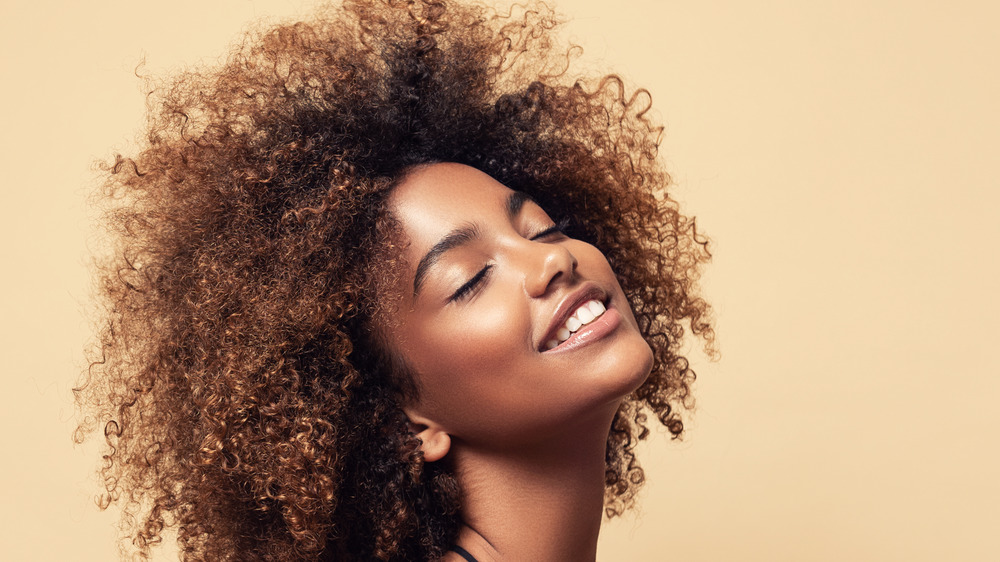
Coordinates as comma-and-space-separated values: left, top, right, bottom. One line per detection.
412, 190, 533, 297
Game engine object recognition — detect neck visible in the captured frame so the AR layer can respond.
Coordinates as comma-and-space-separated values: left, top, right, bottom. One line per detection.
445, 404, 618, 562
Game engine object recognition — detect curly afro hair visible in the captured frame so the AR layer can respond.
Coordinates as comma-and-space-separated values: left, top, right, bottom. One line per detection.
75, 0, 714, 560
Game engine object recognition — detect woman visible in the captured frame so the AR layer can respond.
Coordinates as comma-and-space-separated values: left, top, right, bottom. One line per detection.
75, 0, 714, 560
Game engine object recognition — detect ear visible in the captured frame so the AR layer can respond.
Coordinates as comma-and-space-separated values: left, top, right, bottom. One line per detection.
405, 410, 452, 463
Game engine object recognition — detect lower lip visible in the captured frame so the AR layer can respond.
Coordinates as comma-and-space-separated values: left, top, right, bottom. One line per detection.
542, 305, 622, 354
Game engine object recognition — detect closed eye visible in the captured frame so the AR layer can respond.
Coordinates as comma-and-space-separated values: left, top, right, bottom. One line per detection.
449, 264, 493, 302
530, 217, 571, 241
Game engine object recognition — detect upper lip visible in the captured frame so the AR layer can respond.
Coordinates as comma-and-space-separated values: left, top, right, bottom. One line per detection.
538, 282, 609, 351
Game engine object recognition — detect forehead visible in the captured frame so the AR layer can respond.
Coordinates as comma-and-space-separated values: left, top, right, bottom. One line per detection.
389, 163, 514, 245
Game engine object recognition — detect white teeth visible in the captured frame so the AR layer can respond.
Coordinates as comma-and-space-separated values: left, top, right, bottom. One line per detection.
566, 316, 582, 332
571, 300, 606, 329
543, 299, 608, 351
587, 300, 606, 316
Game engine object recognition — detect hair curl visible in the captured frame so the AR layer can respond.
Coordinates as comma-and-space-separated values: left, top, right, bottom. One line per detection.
75, 0, 714, 559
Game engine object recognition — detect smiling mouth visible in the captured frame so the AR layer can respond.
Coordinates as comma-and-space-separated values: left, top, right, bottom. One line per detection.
543, 299, 608, 350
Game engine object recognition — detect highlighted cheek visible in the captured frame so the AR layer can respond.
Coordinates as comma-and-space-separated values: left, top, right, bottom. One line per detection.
423, 303, 529, 379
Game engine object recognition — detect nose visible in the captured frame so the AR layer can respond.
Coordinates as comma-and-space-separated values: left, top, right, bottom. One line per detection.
523, 240, 578, 298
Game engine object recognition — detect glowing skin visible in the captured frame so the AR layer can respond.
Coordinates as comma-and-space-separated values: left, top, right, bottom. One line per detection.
384, 162, 654, 450
382, 162, 656, 561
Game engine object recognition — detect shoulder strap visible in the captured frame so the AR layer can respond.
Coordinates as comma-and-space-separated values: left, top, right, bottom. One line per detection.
451, 544, 480, 562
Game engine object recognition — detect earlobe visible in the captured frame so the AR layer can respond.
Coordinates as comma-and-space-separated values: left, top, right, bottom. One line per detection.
405, 411, 452, 462
415, 426, 451, 462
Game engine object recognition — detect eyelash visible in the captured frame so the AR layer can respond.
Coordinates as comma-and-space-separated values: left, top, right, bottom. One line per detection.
449, 218, 571, 303
450, 264, 493, 302
530, 217, 571, 241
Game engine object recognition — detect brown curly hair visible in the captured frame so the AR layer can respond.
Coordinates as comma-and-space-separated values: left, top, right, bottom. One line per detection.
75, 0, 714, 559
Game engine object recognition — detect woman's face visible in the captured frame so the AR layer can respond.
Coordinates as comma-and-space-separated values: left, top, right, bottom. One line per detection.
383, 163, 653, 449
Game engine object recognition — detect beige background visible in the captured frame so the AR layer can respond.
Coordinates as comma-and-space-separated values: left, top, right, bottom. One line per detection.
1, 0, 997, 560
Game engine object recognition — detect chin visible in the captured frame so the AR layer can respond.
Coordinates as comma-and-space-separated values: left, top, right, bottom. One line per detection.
589, 336, 655, 411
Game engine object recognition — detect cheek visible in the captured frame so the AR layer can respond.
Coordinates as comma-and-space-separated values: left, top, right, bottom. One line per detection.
572, 241, 642, 328
400, 295, 536, 432
423, 300, 528, 373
